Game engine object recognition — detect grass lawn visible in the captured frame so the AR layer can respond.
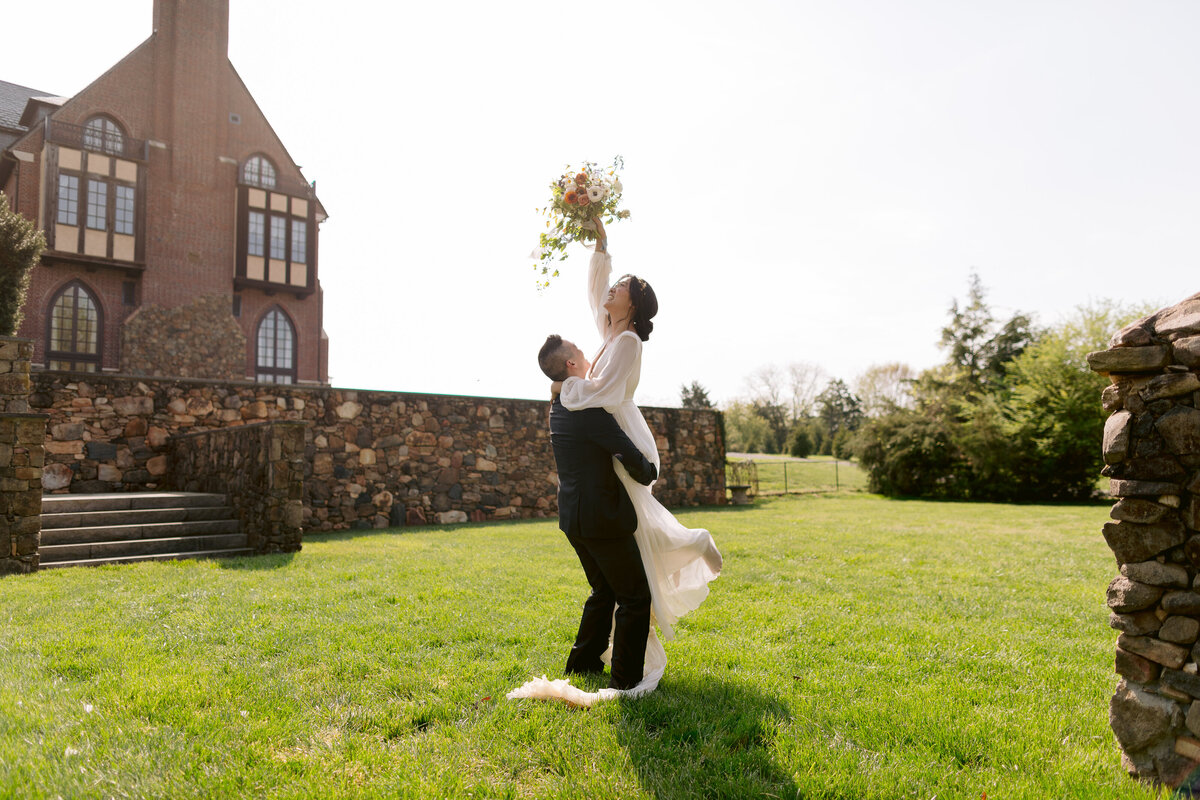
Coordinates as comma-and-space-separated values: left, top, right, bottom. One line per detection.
727, 454, 870, 495
0, 494, 1151, 799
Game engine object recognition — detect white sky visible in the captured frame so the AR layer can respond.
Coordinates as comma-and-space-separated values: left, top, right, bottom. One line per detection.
4, 1, 1198, 407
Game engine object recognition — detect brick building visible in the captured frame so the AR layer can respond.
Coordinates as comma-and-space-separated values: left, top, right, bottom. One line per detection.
0, 0, 329, 384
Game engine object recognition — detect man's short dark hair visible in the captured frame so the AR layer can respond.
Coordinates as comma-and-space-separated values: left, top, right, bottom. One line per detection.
538, 334, 571, 381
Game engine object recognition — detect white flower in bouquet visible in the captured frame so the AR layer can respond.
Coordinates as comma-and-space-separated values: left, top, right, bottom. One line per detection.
586, 184, 607, 203
612, 179, 623, 193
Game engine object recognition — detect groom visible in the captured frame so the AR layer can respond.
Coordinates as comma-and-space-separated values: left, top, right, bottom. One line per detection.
538, 334, 657, 690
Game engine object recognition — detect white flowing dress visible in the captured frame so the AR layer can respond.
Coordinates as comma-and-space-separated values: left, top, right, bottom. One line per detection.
507, 250, 722, 707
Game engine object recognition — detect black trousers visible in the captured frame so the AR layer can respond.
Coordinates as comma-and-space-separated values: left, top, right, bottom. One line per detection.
564, 533, 651, 690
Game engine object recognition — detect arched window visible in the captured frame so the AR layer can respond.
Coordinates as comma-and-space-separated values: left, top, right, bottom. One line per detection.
256, 307, 296, 383
242, 155, 276, 189
83, 116, 124, 155
47, 282, 102, 372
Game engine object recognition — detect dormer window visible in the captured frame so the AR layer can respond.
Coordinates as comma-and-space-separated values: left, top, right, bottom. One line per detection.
83, 116, 124, 155
235, 170, 315, 294
242, 155, 276, 189
47, 118, 142, 263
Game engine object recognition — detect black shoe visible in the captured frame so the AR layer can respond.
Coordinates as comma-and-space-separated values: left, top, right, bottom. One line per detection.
565, 665, 605, 677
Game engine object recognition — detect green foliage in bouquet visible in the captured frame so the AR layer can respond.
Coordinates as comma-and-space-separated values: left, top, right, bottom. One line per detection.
532, 156, 629, 289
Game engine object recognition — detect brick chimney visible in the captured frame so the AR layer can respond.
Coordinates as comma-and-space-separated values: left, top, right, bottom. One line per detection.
151, 0, 231, 183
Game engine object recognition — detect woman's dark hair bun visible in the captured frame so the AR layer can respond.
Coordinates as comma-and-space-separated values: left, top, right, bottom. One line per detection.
623, 274, 658, 342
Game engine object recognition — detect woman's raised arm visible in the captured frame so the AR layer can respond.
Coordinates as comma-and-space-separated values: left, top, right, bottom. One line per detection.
586, 218, 612, 340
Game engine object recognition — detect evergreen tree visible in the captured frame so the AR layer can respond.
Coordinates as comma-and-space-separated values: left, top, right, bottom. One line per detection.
0, 193, 44, 336
816, 379, 863, 437
939, 272, 994, 391
938, 273, 1037, 395
680, 381, 715, 409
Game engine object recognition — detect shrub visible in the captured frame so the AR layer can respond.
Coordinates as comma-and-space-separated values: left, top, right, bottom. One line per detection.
810, 426, 827, 456
787, 426, 812, 458
854, 411, 969, 498
0, 193, 44, 336
832, 428, 854, 460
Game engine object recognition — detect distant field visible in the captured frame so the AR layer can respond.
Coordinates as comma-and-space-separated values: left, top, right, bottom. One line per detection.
726, 453, 869, 494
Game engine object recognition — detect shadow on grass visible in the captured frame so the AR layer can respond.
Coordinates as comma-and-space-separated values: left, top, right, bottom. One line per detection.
216, 551, 297, 570
301, 515, 562, 543
295, 504, 763, 547
302, 527, 407, 543
615, 676, 796, 799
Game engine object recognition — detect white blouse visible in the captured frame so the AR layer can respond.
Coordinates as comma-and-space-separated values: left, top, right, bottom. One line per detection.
559, 250, 642, 411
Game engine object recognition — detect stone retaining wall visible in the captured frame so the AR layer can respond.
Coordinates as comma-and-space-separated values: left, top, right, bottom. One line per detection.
167, 421, 305, 553
30, 373, 726, 530
1088, 291, 1200, 788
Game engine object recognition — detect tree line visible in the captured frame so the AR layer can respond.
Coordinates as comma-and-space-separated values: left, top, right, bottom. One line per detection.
687, 275, 1152, 502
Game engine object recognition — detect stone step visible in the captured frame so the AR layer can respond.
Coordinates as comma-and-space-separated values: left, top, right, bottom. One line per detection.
36, 492, 248, 569
40, 533, 249, 563
40, 548, 256, 569
41, 492, 228, 514
41, 519, 241, 546
41, 505, 235, 530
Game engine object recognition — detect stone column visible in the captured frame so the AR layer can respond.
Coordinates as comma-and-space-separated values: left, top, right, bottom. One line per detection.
264, 421, 306, 554
0, 337, 45, 575
1088, 292, 1200, 789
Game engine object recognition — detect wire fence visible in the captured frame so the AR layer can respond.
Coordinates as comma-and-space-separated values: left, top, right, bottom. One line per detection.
725, 455, 868, 498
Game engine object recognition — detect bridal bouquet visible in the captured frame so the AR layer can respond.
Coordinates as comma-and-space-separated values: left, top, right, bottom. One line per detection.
531, 156, 630, 289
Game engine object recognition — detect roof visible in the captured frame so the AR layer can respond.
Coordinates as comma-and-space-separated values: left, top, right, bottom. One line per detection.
18, 96, 67, 128
0, 63, 329, 218
0, 79, 58, 134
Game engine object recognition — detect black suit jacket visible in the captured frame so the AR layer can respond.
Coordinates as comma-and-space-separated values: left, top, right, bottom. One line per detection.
549, 397, 657, 539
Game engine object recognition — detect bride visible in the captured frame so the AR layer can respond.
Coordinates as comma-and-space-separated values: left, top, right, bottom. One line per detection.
509, 219, 722, 706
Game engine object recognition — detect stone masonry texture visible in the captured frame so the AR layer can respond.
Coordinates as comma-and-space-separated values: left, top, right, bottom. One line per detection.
167, 421, 305, 552
121, 295, 247, 380
1090, 291, 1200, 789
30, 373, 726, 530
0, 337, 45, 574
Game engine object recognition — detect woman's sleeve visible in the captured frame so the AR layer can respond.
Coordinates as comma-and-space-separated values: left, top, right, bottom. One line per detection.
559, 333, 639, 411
587, 249, 612, 339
